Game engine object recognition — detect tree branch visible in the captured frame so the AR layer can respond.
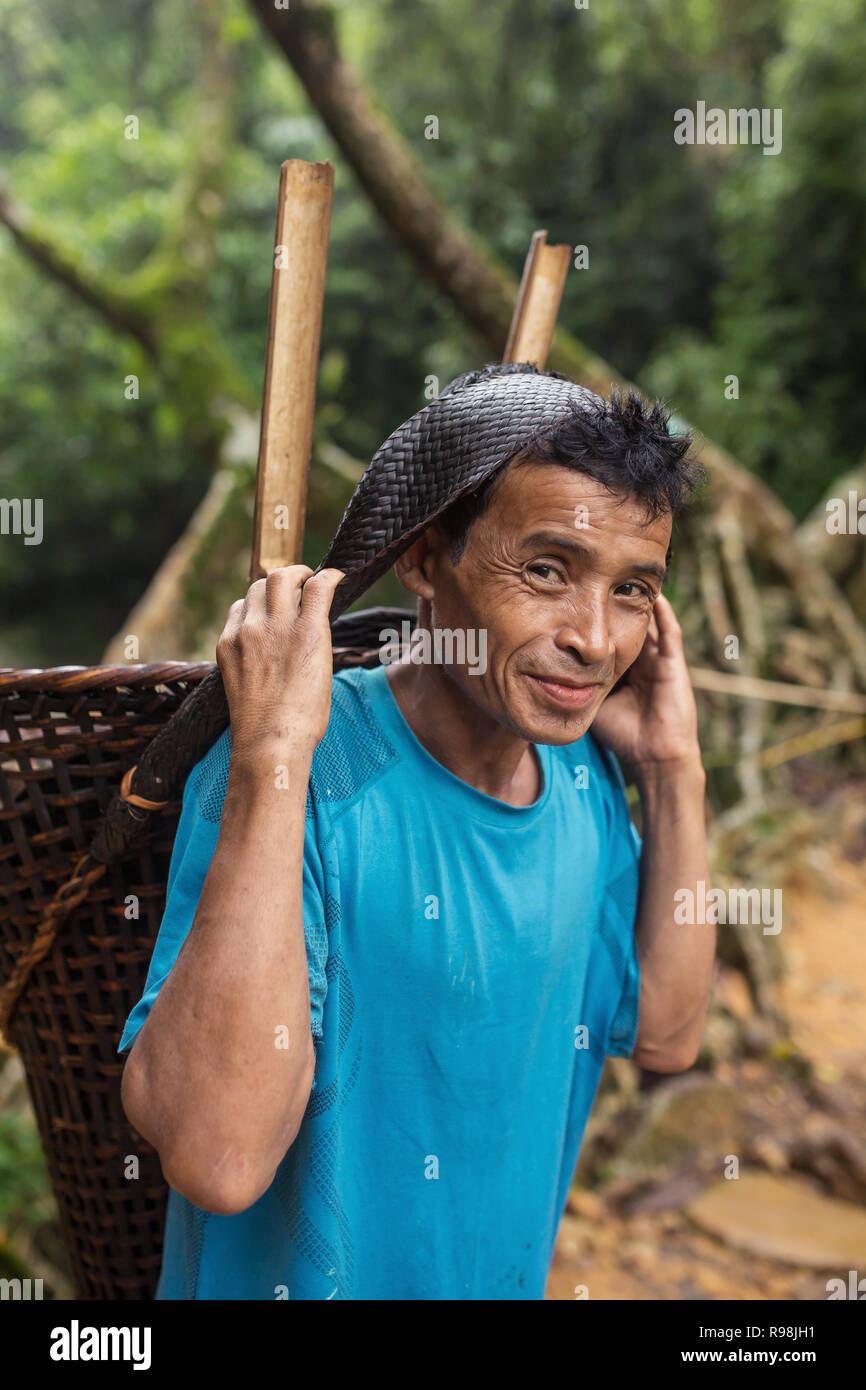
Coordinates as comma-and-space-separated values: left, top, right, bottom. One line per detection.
248, 0, 866, 688
126, 0, 241, 313
0, 176, 157, 356
248, 0, 518, 345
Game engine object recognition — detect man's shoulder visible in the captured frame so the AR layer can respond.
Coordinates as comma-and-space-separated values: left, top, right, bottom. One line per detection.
178, 667, 395, 828
307, 665, 399, 814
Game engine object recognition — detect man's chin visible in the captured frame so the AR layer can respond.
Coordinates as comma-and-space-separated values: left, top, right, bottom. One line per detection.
510, 701, 603, 747
530, 715, 598, 746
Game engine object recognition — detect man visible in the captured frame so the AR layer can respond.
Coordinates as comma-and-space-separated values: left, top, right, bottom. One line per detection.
120, 363, 716, 1300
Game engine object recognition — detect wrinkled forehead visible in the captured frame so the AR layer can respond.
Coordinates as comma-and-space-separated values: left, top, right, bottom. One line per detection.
438, 454, 674, 560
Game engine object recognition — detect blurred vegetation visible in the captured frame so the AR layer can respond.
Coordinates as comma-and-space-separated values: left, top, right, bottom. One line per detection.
0, 1054, 72, 1295
0, 0, 863, 1297
1, 0, 864, 664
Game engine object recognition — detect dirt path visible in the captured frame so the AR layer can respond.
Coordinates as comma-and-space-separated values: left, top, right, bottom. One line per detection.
546, 848, 866, 1301
777, 857, 866, 1078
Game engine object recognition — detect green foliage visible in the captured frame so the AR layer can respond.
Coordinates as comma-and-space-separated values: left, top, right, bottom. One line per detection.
645, 0, 866, 509
0, 1059, 69, 1291
368, 0, 863, 512
0, 1101, 55, 1230
0, 0, 861, 665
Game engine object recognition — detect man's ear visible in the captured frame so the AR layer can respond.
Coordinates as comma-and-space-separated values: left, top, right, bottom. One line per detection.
393, 530, 438, 601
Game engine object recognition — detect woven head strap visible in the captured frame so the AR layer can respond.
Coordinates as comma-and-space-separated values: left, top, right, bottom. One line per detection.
319, 363, 602, 618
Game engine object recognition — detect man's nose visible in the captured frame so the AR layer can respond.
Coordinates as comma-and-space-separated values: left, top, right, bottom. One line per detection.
553, 601, 610, 666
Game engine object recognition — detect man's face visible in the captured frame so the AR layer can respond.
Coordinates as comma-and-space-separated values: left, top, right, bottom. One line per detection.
417, 460, 673, 745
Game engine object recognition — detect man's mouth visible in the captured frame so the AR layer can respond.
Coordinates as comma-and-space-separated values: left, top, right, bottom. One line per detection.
525, 673, 604, 710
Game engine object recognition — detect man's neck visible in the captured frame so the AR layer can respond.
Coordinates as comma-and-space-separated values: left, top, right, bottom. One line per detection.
383, 657, 542, 807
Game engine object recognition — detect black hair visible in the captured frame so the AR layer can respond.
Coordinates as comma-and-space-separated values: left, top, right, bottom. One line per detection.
436, 364, 704, 566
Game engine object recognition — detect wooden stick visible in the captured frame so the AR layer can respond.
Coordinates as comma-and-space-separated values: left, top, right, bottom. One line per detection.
688, 665, 866, 715
758, 716, 866, 769
250, 159, 334, 581
502, 230, 571, 367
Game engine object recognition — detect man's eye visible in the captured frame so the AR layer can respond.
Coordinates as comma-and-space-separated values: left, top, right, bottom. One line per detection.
527, 563, 564, 582
618, 581, 652, 599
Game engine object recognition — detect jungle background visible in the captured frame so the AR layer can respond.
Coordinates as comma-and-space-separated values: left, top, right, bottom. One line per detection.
1, 0, 865, 1299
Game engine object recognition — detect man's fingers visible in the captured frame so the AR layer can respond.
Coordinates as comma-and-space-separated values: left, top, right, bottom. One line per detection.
652, 593, 684, 657
226, 565, 342, 631
243, 576, 269, 620
263, 564, 314, 618
219, 597, 245, 644
299, 568, 345, 622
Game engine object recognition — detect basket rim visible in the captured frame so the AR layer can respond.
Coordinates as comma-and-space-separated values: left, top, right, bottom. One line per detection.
0, 662, 216, 694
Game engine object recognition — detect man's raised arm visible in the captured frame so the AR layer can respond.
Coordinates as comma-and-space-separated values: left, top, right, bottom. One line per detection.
120, 564, 344, 1216
591, 593, 717, 1073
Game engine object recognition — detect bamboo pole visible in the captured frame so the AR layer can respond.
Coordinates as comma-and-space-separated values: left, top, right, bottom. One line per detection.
502, 230, 571, 367
758, 716, 866, 769
688, 666, 866, 715
250, 159, 334, 581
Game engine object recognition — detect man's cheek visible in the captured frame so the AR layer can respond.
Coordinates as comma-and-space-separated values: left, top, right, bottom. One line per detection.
628, 615, 655, 658
614, 636, 647, 681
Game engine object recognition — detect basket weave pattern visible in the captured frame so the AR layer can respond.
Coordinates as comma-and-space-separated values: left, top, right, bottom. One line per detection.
0, 666, 215, 1297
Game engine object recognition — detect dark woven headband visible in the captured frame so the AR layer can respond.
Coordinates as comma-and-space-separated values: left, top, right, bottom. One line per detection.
88, 364, 603, 863
320, 363, 602, 619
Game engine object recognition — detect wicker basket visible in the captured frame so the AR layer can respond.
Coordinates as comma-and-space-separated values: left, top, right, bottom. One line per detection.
0, 363, 586, 1296
0, 612, 406, 1299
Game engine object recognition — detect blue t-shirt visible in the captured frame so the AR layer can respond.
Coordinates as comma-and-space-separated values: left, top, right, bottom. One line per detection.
119, 662, 642, 1300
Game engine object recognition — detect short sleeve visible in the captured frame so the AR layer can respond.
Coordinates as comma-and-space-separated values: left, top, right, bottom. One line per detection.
301, 815, 329, 1044
592, 741, 643, 1059
117, 729, 329, 1055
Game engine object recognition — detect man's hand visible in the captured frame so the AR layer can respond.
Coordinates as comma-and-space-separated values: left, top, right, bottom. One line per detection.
590, 594, 701, 774
588, 595, 714, 1074
217, 565, 344, 757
